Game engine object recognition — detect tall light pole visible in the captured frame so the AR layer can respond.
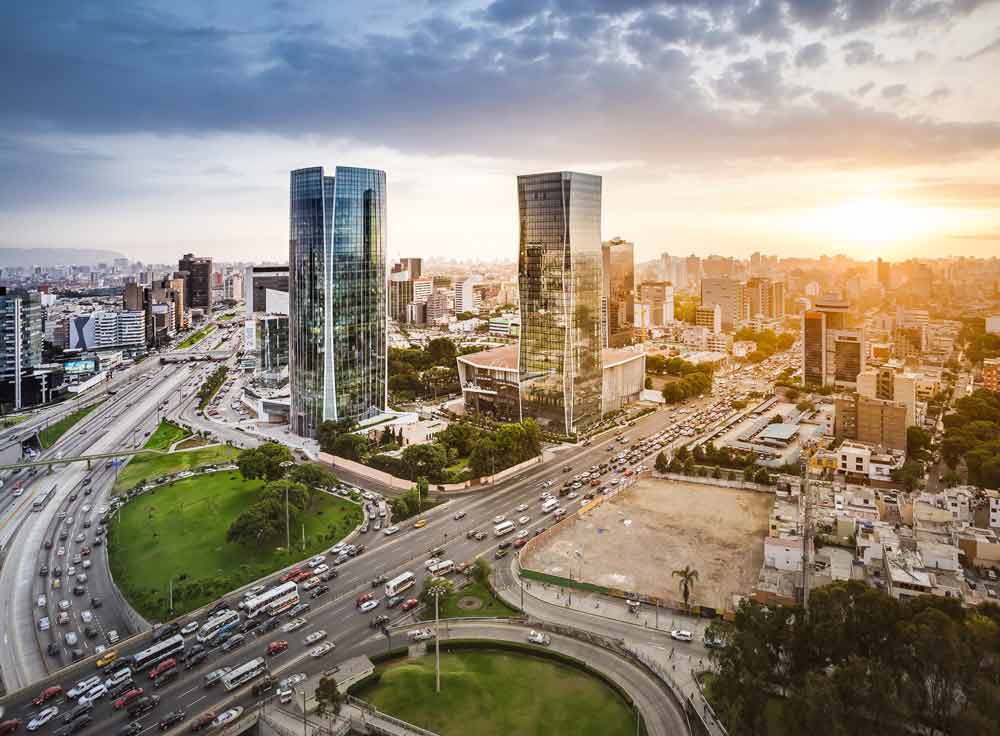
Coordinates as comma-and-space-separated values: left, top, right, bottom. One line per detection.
429, 582, 449, 694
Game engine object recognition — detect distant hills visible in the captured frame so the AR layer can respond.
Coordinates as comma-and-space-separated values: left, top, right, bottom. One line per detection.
0, 248, 126, 268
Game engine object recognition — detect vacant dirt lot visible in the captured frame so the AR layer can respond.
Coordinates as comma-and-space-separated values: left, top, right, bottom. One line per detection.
522, 477, 773, 611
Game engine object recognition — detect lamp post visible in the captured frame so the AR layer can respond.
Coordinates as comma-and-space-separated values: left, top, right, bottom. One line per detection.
428, 583, 449, 694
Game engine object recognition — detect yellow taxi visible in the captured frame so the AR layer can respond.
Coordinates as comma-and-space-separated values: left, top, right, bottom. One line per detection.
413, 519, 428, 529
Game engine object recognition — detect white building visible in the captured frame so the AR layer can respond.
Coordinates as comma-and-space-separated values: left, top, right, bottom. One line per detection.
412, 278, 433, 304
454, 276, 482, 315
987, 315, 1000, 335
987, 490, 1000, 531
764, 537, 803, 572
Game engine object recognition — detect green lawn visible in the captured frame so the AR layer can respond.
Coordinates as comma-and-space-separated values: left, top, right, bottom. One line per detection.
362, 651, 640, 736
421, 579, 517, 620
178, 324, 216, 349
108, 471, 362, 620
143, 420, 190, 451
217, 313, 235, 321
0, 414, 30, 428
113, 444, 239, 493
39, 401, 103, 448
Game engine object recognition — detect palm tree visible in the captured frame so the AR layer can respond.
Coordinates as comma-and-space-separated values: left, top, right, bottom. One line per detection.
672, 566, 699, 609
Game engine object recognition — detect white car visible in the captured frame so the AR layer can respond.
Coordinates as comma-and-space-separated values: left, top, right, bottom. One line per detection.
567, 491, 579, 499
452, 511, 467, 520
515, 503, 529, 512
77, 683, 108, 707
424, 557, 442, 570
80, 610, 93, 624
408, 628, 434, 642
515, 529, 529, 539
307, 555, 326, 568
518, 515, 530, 525
58, 599, 71, 611
527, 630, 551, 645
330, 542, 346, 554
303, 630, 327, 645
82, 559, 92, 569
282, 617, 308, 633
37, 595, 47, 608
27, 706, 59, 731
67, 676, 101, 699
313, 564, 330, 576
181, 620, 200, 636
212, 707, 244, 728
492, 514, 505, 524
359, 599, 380, 613
244, 584, 266, 598
670, 629, 694, 642
383, 526, 400, 536
310, 642, 335, 658
302, 576, 321, 590
278, 673, 307, 690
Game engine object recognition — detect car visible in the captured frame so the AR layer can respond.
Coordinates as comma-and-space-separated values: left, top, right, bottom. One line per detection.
310, 642, 335, 658
320, 569, 339, 582
287, 602, 311, 618
47, 642, 60, 656
44, 539, 54, 550
423, 557, 441, 570
369, 614, 390, 629
27, 707, 59, 731
356, 591, 375, 607
670, 629, 694, 642
221, 633, 246, 652
494, 547, 508, 559
267, 640, 289, 656
68, 676, 102, 699
303, 629, 327, 645
38, 616, 50, 632
383, 525, 399, 536
64, 632, 78, 647
359, 599, 379, 613
515, 503, 529, 512
119, 721, 143, 736
81, 559, 91, 569
408, 628, 434, 641
39, 565, 49, 577
452, 511, 467, 520
493, 514, 505, 524
281, 617, 307, 633
189, 712, 216, 732
72, 585, 86, 597
91, 596, 103, 608
513, 537, 528, 548
157, 711, 186, 731
412, 519, 428, 529
466, 529, 480, 539
527, 630, 551, 645
56, 546, 65, 556
76, 682, 107, 707
127, 695, 160, 718
518, 515, 530, 525
310, 584, 330, 599
386, 595, 404, 609
184, 651, 209, 670
278, 673, 306, 690
474, 530, 487, 540
181, 620, 199, 636
400, 598, 419, 612
262, 616, 281, 632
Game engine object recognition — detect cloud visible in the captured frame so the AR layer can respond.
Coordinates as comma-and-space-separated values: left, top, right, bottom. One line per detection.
882, 83, 908, 98
842, 39, 880, 65
715, 52, 806, 105
795, 41, 829, 68
958, 35, 1000, 61
853, 81, 876, 96
928, 86, 952, 101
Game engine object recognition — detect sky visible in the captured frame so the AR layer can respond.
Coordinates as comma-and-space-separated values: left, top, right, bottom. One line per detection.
2, 0, 1000, 266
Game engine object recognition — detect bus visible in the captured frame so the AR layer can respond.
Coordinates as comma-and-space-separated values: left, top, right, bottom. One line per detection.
132, 634, 185, 671
197, 609, 241, 643
385, 571, 416, 598
244, 582, 300, 619
493, 520, 515, 537
221, 657, 266, 692
32, 486, 54, 511
428, 560, 454, 576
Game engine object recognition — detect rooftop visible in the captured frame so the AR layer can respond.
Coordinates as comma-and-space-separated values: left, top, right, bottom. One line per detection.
757, 423, 799, 441
457, 344, 643, 371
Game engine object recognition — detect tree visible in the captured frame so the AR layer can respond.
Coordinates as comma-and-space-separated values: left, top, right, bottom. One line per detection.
401, 443, 448, 483
330, 432, 369, 461
288, 462, 338, 493
672, 565, 699, 609
907, 426, 932, 460
314, 676, 343, 723
654, 451, 668, 474
754, 468, 771, 485
427, 337, 458, 367
420, 575, 455, 606
237, 443, 292, 482
317, 418, 358, 454
471, 557, 491, 584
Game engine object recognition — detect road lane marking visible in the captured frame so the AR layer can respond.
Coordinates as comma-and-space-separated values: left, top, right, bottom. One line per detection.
185, 694, 207, 707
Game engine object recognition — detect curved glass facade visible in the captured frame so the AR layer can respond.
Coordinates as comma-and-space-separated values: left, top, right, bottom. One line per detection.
289, 166, 387, 438
517, 171, 603, 436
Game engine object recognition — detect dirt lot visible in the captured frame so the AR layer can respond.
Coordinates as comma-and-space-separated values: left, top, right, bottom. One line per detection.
521, 477, 773, 611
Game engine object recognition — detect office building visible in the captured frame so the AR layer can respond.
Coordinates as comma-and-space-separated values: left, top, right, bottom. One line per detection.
224, 272, 243, 302
802, 296, 865, 389
425, 292, 450, 323
601, 237, 635, 347
984, 358, 1000, 393
388, 272, 414, 322
244, 265, 290, 316
454, 275, 482, 315
745, 277, 785, 320
857, 364, 918, 426
701, 277, 746, 330
835, 394, 908, 453
256, 313, 289, 384
288, 165, 387, 438
391, 258, 422, 280
0, 287, 43, 410
695, 304, 722, 334
412, 278, 433, 304
635, 282, 674, 332
517, 171, 603, 436
177, 253, 213, 310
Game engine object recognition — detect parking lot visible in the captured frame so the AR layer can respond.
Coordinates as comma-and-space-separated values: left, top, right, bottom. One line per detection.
522, 476, 773, 612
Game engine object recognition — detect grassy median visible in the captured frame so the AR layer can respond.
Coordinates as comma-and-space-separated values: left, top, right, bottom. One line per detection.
108, 472, 362, 620
143, 420, 190, 451
177, 324, 216, 349
361, 650, 639, 736
113, 444, 239, 494
38, 401, 104, 448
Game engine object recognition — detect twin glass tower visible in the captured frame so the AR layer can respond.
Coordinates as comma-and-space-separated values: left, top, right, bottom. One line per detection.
289, 166, 388, 438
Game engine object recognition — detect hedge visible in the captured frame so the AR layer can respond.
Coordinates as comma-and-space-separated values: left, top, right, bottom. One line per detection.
519, 568, 612, 595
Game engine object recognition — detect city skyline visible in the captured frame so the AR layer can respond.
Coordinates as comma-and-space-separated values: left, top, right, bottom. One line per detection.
3, 2, 1000, 264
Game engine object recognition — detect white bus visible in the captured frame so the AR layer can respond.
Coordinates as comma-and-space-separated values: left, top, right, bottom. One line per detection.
428, 560, 454, 576
244, 582, 299, 619
32, 486, 54, 511
493, 520, 515, 536
221, 657, 266, 691
541, 498, 559, 514
197, 609, 241, 643
132, 634, 185, 671
385, 571, 416, 598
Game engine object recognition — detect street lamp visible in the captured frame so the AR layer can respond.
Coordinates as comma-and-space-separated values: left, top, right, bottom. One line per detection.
428, 583, 449, 694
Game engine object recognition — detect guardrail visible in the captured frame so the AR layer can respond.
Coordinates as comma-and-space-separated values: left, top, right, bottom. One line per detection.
345, 696, 441, 736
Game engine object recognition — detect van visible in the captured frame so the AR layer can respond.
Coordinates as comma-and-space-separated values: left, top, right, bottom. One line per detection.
493, 520, 515, 537
541, 499, 559, 514
104, 667, 133, 690
107, 630, 120, 645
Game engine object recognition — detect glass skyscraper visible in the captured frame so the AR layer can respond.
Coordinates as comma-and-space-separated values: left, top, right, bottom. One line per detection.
288, 166, 387, 438
517, 171, 603, 437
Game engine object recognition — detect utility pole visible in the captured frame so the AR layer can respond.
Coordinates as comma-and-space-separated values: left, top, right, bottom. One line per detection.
429, 582, 448, 694
285, 486, 290, 552
801, 461, 811, 615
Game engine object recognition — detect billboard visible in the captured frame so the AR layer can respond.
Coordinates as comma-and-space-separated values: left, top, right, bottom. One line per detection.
64, 359, 97, 374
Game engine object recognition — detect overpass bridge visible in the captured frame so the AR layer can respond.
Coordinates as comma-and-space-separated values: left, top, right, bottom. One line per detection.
0, 447, 172, 473
158, 351, 231, 363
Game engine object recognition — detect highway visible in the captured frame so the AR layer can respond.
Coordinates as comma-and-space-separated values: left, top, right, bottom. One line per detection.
0, 396, 710, 733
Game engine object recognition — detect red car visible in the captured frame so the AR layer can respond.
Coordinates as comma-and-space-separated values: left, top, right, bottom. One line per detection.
81, 547, 91, 557
114, 688, 145, 710
514, 537, 528, 548
32, 685, 62, 706
189, 711, 216, 732
0, 719, 22, 736
280, 568, 303, 583
267, 640, 288, 656
400, 598, 419, 612
149, 658, 177, 680
292, 570, 313, 582
356, 592, 374, 607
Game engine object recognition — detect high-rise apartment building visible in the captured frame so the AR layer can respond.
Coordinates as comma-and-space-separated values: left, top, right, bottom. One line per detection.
801, 295, 865, 389
177, 253, 213, 310
412, 278, 433, 304
634, 281, 674, 335
288, 165, 387, 438
0, 288, 43, 410
701, 277, 746, 330
835, 394, 907, 452
454, 276, 482, 315
517, 171, 603, 436
695, 304, 722, 334
601, 237, 635, 348
984, 358, 1000, 393
745, 277, 785, 320
857, 364, 918, 426
388, 273, 414, 322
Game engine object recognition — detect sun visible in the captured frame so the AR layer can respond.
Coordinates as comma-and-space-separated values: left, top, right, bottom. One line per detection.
823, 197, 924, 244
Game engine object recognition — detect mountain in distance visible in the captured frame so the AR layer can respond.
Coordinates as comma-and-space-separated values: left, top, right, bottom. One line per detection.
0, 247, 126, 268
